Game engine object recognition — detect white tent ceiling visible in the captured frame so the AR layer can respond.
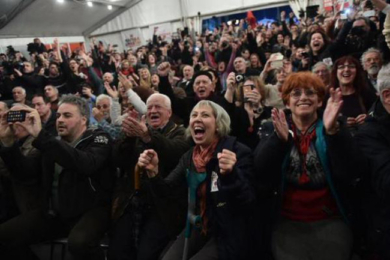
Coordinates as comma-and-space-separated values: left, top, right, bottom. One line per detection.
0, 0, 139, 38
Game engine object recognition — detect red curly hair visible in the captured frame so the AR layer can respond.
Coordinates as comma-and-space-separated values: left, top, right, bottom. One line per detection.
281, 71, 326, 105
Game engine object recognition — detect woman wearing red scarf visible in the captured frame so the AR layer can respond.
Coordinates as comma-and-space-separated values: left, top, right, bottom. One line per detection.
138, 100, 255, 260
254, 72, 367, 259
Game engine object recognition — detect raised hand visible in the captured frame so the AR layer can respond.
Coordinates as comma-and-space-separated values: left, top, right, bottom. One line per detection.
272, 108, 289, 142
104, 82, 119, 99
217, 149, 237, 175
122, 115, 148, 138
138, 149, 159, 178
246, 88, 261, 107
157, 62, 171, 77
14, 108, 42, 138
0, 112, 13, 146
92, 107, 104, 122
226, 72, 236, 91
323, 88, 343, 135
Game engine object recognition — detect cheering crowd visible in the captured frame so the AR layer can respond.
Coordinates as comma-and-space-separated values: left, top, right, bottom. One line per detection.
0, 0, 390, 259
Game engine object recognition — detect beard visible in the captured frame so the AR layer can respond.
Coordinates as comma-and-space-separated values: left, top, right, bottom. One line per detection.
367, 65, 380, 76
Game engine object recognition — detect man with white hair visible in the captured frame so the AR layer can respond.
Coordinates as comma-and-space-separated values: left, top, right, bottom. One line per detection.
356, 62, 390, 259
12, 86, 27, 105
109, 93, 190, 260
361, 48, 383, 93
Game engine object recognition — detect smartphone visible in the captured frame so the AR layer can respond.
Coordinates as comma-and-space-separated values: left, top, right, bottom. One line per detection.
242, 85, 254, 103
271, 60, 283, 69
363, 10, 376, 17
7, 110, 27, 123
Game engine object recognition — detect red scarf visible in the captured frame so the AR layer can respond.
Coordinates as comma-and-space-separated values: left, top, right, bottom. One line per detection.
192, 140, 219, 234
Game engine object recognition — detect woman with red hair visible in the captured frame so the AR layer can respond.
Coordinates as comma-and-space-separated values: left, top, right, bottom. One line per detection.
330, 56, 377, 129
254, 72, 366, 260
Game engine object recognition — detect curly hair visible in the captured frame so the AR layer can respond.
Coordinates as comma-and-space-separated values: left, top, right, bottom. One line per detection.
281, 71, 326, 105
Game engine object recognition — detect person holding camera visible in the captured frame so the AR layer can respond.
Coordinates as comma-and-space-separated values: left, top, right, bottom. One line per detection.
0, 95, 114, 260
225, 72, 271, 150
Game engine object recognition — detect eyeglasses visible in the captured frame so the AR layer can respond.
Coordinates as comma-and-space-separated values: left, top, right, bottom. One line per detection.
290, 88, 317, 99
97, 104, 109, 109
337, 64, 356, 70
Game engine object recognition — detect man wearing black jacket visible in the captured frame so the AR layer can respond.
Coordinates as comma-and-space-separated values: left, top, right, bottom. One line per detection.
356, 63, 390, 259
0, 95, 113, 260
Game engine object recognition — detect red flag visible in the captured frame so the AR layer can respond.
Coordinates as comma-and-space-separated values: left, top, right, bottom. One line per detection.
247, 11, 257, 29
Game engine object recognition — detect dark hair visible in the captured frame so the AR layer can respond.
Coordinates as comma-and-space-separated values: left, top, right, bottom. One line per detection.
59, 95, 90, 125
32, 94, 51, 104
331, 55, 368, 95
308, 29, 329, 53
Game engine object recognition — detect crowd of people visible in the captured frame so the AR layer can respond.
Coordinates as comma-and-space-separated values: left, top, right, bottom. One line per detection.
0, 0, 390, 259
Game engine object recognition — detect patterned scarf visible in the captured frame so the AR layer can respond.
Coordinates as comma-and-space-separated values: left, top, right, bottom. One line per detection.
291, 122, 317, 185
192, 139, 219, 234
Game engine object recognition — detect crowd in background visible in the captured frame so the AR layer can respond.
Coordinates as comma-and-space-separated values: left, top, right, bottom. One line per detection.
1, 0, 390, 259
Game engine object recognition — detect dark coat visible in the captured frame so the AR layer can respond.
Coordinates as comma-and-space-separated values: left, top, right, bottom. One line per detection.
112, 120, 190, 235
356, 100, 390, 258
0, 136, 42, 219
2, 128, 115, 219
148, 136, 256, 260
253, 118, 367, 255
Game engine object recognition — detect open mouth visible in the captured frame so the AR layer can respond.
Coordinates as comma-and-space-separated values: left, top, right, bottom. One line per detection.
198, 89, 206, 95
149, 114, 160, 122
342, 73, 352, 79
193, 126, 205, 138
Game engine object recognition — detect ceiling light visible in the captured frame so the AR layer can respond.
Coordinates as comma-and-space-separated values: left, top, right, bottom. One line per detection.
57, 0, 64, 3
108, 5, 112, 10
87, 1, 93, 7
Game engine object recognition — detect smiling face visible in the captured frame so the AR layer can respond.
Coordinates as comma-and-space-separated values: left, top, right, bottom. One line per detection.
103, 73, 114, 83
96, 98, 111, 119
190, 105, 218, 147
337, 62, 357, 87
56, 103, 87, 143
193, 75, 215, 100
364, 52, 382, 76
146, 95, 172, 129
151, 74, 160, 86
287, 88, 322, 119
310, 33, 325, 54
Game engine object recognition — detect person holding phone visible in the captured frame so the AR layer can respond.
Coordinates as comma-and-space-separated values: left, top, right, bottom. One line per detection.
0, 104, 41, 222
0, 95, 114, 260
